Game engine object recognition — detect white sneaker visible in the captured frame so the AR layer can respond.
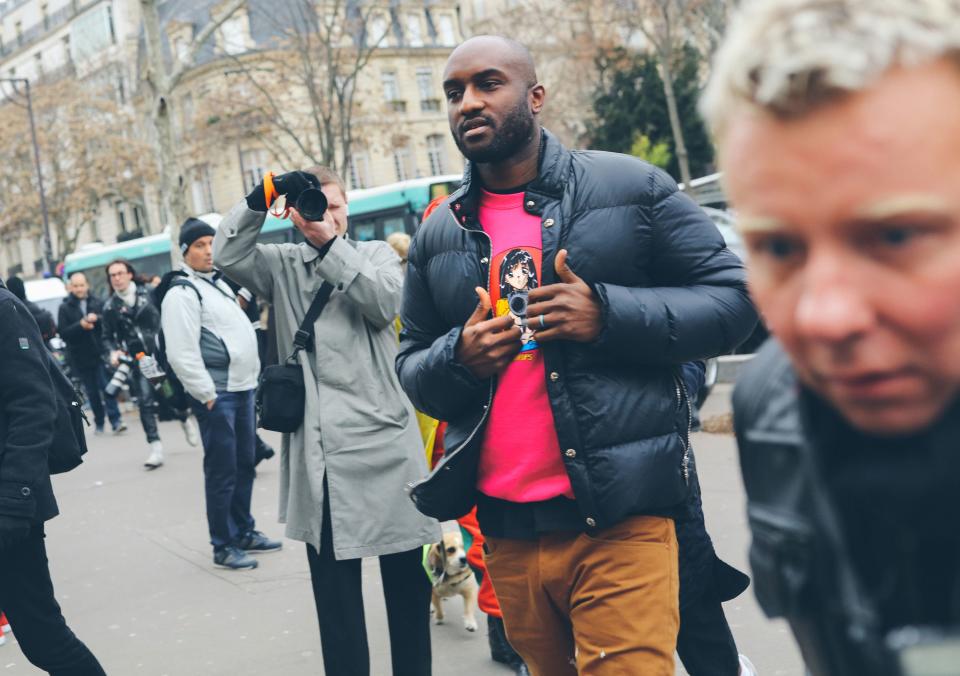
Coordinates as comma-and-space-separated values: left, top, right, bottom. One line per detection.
739, 654, 758, 676
144, 441, 164, 470
181, 416, 201, 447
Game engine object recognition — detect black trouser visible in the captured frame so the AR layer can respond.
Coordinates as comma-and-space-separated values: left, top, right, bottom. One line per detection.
677, 591, 740, 676
75, 363, 121, 431
0, 525, 105, 675
191, 391, 256, 547
306, 492, 432, 676
128, 369, 159, 443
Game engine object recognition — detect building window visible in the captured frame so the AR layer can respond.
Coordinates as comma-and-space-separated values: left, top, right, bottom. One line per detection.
437, 15, 456, 46
347, 151, 372, 190
34, 52, 43, 77
369, 13, 390, 47
42, 3, 50, 31
7, 238, 21, 265
426, 134, 447, 175
416, 68, 440, 112
116, 202, 127, 232
180, 93, 194, 129
190, 165, 215, 214
133, 205, 144, 231
381, 71, 399, 102
62, 34, 71, 63
382, 71, 406, 112
240, 149, 268, 194
393, 144, 414, 182
405, 13, 423, 47
220, 15, 246, 55
473, 0, 485, 18
15, 21, 23, 47
116, 74, 126, 103
173, 37, 189, 63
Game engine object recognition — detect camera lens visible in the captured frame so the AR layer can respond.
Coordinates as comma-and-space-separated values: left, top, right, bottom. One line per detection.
508, 292, 528, 318
296, 188, 329, 222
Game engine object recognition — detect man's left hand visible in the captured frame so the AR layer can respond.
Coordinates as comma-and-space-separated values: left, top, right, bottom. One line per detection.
526, 249, 602, 343
290, 208, 337, 249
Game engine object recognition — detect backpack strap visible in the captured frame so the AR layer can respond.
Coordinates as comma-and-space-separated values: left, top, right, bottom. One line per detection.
168, 276, 203, 305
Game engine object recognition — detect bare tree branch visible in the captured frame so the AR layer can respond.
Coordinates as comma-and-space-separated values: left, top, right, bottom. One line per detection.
168, 0, 248, 91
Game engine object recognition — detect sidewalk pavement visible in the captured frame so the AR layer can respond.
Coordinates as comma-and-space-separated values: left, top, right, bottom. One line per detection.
2, 388, 804, 675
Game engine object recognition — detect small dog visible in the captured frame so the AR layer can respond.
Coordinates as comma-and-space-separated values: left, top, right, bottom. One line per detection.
428, 531, 479, 632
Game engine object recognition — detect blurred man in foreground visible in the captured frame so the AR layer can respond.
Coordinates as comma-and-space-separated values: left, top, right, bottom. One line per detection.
703, 1, 960, 673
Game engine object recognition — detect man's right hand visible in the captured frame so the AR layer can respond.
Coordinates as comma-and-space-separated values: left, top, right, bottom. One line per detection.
455, 288, 522, 379
245, 170, 320, 212
110, 350, 122, 367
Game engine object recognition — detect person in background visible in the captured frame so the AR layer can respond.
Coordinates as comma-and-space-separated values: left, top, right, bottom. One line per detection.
102, 259, 200, 469
0, 278, 106, 675
161, 218, 281, 570
58, 271, 126, 436
703, 1, 960, 673
4, 276, 56, 342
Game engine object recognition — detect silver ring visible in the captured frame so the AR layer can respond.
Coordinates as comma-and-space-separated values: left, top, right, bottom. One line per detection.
539, 314, 547, 329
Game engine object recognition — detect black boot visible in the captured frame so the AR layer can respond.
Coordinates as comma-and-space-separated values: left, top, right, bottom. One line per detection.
488, 615, 529, 674
254, 435, 275, 466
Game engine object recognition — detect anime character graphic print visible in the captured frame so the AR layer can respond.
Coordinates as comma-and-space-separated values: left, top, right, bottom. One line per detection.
493, 248, 541, 351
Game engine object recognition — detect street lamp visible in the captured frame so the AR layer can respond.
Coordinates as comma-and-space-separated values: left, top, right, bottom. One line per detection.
0, 78, 54, 276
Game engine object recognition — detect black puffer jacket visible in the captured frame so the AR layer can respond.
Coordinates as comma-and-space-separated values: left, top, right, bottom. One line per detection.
0, 286, 59, 524
397, 129, 757, 528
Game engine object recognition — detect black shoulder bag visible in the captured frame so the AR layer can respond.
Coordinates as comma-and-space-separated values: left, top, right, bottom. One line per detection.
256, 282, 334, 432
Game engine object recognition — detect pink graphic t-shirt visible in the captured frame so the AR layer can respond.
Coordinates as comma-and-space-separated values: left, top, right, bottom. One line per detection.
475, 189, 574, 502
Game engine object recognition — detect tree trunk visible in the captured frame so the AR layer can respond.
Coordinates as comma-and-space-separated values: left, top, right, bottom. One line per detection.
140, 0, 185, 264
659, 55, 695, 197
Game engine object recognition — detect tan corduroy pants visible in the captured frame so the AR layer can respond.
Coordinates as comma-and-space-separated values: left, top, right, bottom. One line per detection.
484, 515, 679, 676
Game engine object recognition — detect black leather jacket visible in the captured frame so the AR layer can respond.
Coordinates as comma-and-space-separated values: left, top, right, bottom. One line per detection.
733, 340, 960, 676
102, 284, 161, 357
397, 129, 757, 526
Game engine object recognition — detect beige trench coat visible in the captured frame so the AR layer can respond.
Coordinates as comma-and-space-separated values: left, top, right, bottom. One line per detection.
214, 200, 439, 559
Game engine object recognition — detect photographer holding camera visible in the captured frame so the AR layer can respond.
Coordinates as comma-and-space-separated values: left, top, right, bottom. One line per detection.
102, 259, 200, 469
214, 166, 439, 675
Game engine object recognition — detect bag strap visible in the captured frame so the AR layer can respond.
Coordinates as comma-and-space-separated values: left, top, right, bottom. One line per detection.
288, 282, 334, 362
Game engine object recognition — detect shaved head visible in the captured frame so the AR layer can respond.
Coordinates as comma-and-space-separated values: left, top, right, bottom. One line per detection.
444, 36, 538, 87
442, 36, 545, 172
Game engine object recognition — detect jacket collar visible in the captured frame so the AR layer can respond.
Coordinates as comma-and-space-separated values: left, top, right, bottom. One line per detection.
449, 128, 570, 229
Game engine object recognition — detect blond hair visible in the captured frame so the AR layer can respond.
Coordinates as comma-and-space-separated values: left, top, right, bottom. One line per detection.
386, 232, 411, 261
701, 0, 960, 137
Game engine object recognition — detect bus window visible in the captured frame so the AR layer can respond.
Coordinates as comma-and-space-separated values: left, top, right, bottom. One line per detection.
429, 180, 459, 201
353, 222, 377, 241
382, 217, 406, 238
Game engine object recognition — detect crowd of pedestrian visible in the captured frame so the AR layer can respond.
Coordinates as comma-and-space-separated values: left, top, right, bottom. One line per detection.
2, 1, 959, 675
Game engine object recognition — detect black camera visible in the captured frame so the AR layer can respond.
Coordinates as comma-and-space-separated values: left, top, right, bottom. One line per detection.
507, 290, 528, 330
293, 188, 328, 222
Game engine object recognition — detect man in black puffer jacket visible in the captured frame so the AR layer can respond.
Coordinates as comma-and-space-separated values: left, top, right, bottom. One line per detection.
397, 37, 757, 675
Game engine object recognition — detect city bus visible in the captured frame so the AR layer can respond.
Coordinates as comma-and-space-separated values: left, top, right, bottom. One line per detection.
64, 174, 462, 296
